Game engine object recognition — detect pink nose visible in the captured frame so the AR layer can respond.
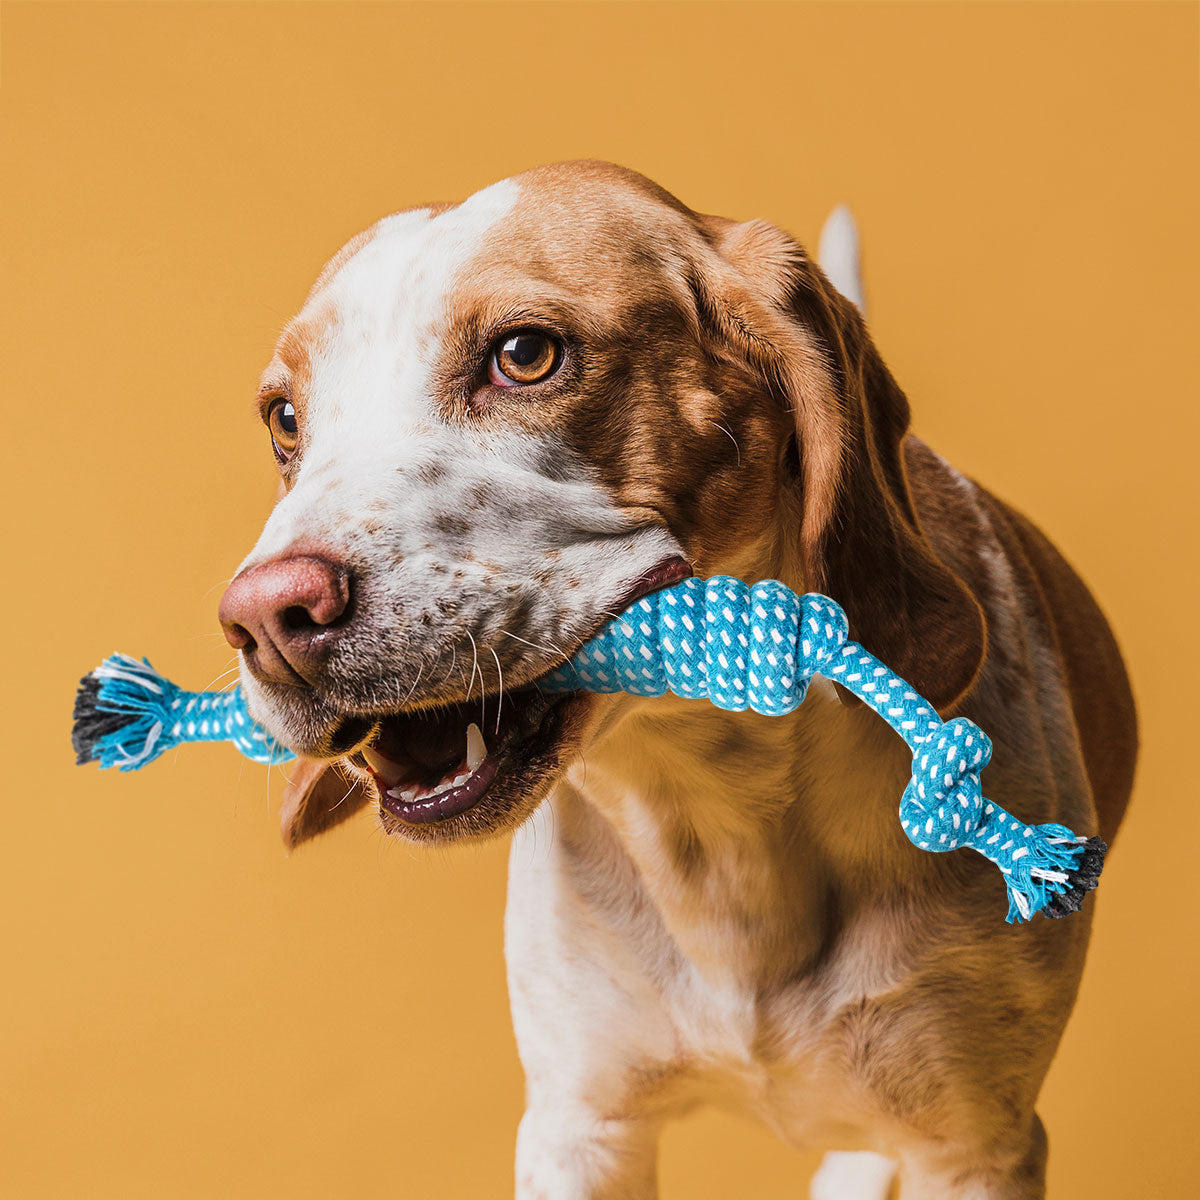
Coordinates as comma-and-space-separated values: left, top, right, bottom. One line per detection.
219, 555, 351, 687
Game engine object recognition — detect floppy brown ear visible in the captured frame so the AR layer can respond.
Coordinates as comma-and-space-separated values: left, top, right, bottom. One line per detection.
280, 758, 372, 850
690, 216, 986, 711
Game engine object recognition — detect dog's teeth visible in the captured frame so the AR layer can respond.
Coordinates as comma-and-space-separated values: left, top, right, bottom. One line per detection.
386, 783, 419, 803
450, 773, 469, 788
363, 747, 407, 788
465, 722, 487, 770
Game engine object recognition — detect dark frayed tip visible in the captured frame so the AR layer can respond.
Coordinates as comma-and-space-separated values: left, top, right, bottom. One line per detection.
72, 671, 133, 765
1043, 835, 1108, 919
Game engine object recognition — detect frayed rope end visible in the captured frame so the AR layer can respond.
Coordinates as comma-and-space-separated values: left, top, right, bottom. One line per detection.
73, 669, 133, 765
1001, 829, 1108, 924
71, 655, 178, 772
1041, 835, 1107, 919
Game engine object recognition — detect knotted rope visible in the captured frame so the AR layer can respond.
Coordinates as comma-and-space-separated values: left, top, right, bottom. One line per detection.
72, 577, 1105, 922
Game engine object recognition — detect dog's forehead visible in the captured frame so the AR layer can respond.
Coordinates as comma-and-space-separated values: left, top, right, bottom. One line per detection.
299, 177, 522, 353
259, 180, 518, 433
268, 166, 693, 389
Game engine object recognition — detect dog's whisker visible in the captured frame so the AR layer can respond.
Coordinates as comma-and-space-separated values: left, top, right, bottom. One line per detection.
497, 628, 545, 652
200, 663, 241, 693
489, 646, 505, 736
465, 630, 480, 702
498, 628, 577, 672
707, 417, 742, 466
201, 576, 237, 601
265, 742, 276, 819
401, 664, 426, 707
465, 630, 486, 730
328, 777, 358, 813
441, 640, 459, 689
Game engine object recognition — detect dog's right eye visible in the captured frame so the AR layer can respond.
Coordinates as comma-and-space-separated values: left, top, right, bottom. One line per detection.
267, 398, 299, 462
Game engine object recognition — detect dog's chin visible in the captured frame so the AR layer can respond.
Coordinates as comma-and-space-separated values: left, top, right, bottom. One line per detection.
248, 676, 593, 845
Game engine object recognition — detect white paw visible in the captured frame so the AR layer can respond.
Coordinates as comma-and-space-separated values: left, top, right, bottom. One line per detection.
811, 1150, 897, 1200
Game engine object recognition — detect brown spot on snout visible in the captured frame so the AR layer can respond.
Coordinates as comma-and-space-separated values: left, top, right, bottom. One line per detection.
433, 511, 470, 539
416, 459, 448, 486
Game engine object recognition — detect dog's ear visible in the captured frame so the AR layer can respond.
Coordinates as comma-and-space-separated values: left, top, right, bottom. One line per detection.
689, 216, 985, 711
280, 758, 372, 850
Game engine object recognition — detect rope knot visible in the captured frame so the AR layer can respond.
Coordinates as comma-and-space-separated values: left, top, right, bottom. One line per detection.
731, 582, 849, 714
796, 593, 850, 675
899, 717, 992, 852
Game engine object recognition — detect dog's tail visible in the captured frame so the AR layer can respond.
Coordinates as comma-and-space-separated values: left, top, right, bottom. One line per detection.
818, 204, 866, 316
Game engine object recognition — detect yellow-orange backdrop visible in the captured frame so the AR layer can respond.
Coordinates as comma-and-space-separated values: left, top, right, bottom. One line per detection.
3, 2, 1197, 1196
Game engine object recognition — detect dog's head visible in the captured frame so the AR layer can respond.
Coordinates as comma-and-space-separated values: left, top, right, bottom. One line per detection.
219, 162, 983, 847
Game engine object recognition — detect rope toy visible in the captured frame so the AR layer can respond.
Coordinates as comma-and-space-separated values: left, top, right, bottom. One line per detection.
72, 576, 1105, 923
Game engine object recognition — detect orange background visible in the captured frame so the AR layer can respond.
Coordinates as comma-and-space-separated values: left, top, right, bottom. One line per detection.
3, 2, 1198, 1196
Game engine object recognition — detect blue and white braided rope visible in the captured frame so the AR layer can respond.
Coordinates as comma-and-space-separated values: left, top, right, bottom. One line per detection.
79, 653, 293, 769
542, 577, 1093, 922
74, 577, 1101, 922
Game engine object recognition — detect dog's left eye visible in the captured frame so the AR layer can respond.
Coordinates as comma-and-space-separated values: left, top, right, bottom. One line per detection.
488, 331, 560, 387
267, 398, 299, 461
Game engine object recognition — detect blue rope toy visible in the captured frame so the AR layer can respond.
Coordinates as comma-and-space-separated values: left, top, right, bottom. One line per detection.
72, 576, 1105, 923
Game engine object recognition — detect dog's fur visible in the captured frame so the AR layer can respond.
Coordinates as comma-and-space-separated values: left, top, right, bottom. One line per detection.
229, 163, 1137, 1198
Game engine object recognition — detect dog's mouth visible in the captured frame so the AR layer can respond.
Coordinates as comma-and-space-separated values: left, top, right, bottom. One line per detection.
354, 686, 572, 832
336, 554, 691, 842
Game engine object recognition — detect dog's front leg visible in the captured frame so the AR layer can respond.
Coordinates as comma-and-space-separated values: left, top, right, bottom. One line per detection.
506, 820, 678, 1200
515, 1099, 661, 1200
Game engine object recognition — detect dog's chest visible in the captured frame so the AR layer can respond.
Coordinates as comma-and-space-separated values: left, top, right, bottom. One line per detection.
508, 814, 912, 1149
652, 915, 906, 1147
507, 702, 918, 1142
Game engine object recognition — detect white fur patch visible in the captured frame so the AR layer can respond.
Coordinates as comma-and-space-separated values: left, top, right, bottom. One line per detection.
810, 1151, 897, 1200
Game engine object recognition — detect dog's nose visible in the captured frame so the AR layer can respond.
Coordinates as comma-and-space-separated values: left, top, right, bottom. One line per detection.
219, 555, 352, 687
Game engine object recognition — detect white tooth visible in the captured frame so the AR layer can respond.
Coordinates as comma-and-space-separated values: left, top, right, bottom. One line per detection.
387, 783, 419, 803
465, 723, 487, 771
364, 747, 407, 788
451, 773, 469, 788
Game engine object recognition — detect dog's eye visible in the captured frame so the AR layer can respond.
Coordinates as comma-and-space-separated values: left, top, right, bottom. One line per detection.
488, 331, 560, 387
267, 398, 299, 461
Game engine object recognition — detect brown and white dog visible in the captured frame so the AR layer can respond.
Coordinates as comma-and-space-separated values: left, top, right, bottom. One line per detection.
217, 162, 1137, 1199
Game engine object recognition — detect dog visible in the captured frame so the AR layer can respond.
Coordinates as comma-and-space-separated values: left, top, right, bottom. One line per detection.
217, 162, 1137, 1198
